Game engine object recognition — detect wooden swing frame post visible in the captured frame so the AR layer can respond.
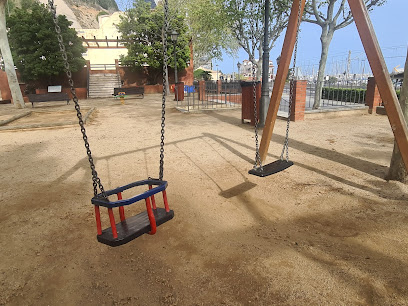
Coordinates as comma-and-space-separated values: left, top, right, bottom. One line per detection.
258, 0, 305, 161
347, 0, 408, 170
259, 0, 408, 172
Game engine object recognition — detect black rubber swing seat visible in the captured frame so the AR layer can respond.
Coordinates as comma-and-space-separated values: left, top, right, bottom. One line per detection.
91, 179, 174, 247
249, 160, 294, 177
97, 208, 174, 247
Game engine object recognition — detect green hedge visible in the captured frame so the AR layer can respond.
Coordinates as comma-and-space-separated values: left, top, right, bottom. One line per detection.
321, 87, 366, 103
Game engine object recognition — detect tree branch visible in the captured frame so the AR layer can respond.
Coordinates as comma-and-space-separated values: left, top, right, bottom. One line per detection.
334, 17, 354, 31
333, 0, 347, 23
311, 0, 326, 25
302, 18, 319, 25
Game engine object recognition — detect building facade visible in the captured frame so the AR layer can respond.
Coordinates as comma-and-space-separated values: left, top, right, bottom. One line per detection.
239, 59, 274, 82
77, 12, 127, 66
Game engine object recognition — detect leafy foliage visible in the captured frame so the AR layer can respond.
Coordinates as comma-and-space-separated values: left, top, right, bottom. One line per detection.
96, 11, 109, 21
217, 0, 292, 79
183, 0, 238, 61
194, 69, 212, 81
7, 2, 85, 83
118, 0, 190, 84
321, 87, 366, 103
96, 0, 119, 11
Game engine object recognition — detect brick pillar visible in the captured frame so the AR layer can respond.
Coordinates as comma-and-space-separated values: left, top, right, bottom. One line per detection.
290, 80, 307, 121
241, 81, 261, 125
366, 77, 382, 114
217, 80, 222, 95
199, 80, 206, 101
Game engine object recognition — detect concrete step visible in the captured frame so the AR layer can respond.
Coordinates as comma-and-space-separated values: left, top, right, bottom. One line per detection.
88, 73, 121, 99
89, 84, 119, 90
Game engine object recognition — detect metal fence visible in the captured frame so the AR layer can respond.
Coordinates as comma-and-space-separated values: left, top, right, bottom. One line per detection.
90, 64, 116, 71
277, 80, 369, 113
176, 81, 242, 112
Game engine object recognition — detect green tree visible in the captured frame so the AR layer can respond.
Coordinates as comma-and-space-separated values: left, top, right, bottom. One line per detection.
194, 68, 212, 81
219, 0, 292, 80
303, 0, 386, 109
118, 0, 190, 85
183, 0, 238, 62
7, 2, 85, 84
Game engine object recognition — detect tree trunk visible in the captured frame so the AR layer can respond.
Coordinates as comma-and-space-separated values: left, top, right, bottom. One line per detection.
165, 65, 170, 96
313, 28, 333, 109
257, 47, 263, 81
0, 0, 25, 108
386, 50, 408, 182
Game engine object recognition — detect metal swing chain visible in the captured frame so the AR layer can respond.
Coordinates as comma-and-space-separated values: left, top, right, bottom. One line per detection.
252, 63, 263, 170
48, 0, 106, 198
159, 0, 169, 181
280, 0, 302, 162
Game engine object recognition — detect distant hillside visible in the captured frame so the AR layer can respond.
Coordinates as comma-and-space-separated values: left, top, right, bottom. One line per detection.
68, 0, 119, 12
65, 0, 119, 28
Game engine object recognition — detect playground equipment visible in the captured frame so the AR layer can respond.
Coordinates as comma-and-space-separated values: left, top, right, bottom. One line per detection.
249, 0, 302, 177
48, 0, 174, 247
254, 0, 408, 175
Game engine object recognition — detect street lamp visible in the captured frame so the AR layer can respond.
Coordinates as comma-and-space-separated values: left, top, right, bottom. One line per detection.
237, 62, 241, 80
170, 30, 179, 83
171, 30, 179, 101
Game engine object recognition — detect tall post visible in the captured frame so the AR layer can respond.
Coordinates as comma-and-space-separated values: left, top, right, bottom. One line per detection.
347, 0, 408, 171
259, 0, 270, 126
259, 0, 305, 162
174, 47, 178, 84
171, 30, 179, 102
237, 62, 241, 80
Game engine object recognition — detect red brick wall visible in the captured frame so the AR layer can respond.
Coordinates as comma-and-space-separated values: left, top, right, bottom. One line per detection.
366, 77, 382, 114
0, 70, 11, 100
290, 80, 307, 121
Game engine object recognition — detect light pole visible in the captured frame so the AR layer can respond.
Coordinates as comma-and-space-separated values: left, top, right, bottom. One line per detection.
216, 64, 219, 81
171, 30, 179, 101
260, 0, 270, 127
237, 62, 241, 80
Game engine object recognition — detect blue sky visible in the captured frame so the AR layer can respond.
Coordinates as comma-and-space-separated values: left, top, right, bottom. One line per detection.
116, 0, 407, 75
216, 0, 408, 75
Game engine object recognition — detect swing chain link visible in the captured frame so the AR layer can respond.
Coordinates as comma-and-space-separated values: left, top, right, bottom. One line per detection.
48, 0, 106, 198
159, 0, 169, 181
252, 63, 263, 170
280, 0, 302, 162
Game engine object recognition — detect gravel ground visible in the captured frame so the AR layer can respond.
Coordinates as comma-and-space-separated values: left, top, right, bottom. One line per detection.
1, 95, 407, 305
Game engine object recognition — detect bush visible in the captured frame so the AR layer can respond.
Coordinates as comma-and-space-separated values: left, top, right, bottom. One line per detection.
321, 87, 366, 103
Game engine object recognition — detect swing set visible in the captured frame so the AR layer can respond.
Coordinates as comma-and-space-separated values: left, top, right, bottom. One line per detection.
48, 0, 174, 247
249, 0, 408, 178
49, 0, 408, 247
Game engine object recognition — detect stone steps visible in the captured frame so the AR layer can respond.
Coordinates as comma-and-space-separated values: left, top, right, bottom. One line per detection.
88, 73, 121, 98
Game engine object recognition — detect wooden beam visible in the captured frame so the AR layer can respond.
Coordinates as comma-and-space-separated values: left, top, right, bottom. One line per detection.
259, 0, 305, 162
94, 36, 99, 47
348, 0, 408, 171
81, 36, 89, 47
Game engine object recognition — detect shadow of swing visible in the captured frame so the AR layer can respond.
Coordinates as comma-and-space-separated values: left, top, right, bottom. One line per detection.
219, 181, 258, 198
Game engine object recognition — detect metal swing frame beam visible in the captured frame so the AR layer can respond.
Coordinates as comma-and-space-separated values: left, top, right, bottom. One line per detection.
259, 0, 408, 172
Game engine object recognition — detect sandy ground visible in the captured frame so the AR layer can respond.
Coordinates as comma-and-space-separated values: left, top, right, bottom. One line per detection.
1, 95, 407, 305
